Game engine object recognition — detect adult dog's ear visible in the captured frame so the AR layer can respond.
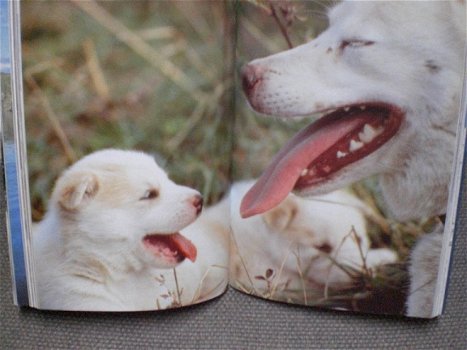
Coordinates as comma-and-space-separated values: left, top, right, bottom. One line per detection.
262, 197, 297, 231
56, 172, 99, 211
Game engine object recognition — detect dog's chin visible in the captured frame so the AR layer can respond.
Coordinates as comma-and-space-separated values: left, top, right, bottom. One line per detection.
240, 102, 404, 218
292, 146, 388, 198
148, 255, 184, 269
292, 173, 349, 199
142, 232, 197, 268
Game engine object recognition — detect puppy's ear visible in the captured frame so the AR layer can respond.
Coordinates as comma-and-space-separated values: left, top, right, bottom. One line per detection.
57, 172, 99, 211
262, 197, 297, 231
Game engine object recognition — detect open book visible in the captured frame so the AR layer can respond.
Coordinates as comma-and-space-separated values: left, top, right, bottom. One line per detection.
2, 1, 466, 318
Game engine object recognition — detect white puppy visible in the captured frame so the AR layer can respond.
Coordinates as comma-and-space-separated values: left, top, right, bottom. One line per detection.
230, 181, 396, 301
240, 1, 465, 317
32, 149, 203, 311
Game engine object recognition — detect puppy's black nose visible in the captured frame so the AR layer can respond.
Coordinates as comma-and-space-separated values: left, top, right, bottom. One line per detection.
241, 64, 263, 95
192, 194, 203, 216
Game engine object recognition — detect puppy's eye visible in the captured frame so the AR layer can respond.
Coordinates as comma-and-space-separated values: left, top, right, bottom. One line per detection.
340, 39, 375, 50
140, 189, 159, 200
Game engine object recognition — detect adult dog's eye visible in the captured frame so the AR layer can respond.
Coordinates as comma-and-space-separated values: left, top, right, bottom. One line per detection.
140, 189, 159, 200
340, 39, 375, 50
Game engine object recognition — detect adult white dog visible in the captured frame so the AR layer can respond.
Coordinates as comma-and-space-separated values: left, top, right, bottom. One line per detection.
33, 149, 203, 311
240, 1, 465, 317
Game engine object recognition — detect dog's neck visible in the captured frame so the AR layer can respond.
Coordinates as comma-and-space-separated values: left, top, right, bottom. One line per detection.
379, 107, 457, 222
63, 237, 147, 284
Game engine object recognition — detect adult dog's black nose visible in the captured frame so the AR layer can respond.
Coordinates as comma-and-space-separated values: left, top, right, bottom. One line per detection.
241, 64, 263, 95
191, 194, 203, 216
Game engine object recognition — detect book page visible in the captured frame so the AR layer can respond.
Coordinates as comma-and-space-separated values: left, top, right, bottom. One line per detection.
8, 1, 234, 311
229, 0, 466, 318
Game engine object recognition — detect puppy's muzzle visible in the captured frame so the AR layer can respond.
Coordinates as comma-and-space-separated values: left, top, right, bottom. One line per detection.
191, 194, 203, 216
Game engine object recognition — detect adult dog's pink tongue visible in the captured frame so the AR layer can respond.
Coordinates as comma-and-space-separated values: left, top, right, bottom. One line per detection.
240, 115, 364, 218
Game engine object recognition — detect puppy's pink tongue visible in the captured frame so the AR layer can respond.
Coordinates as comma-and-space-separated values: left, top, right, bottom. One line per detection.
170, 233, 197, 262
240, 115, 363, 218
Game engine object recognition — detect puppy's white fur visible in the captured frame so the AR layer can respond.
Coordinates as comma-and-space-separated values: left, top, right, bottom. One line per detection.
156, 198, 230, 306
33, 149, 202, 311
230, 181, 396, 296
242, 1, 465, 317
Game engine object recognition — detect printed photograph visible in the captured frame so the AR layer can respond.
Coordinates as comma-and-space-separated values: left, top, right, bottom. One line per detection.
22, 1, 233, 311
230, 0, 465, 317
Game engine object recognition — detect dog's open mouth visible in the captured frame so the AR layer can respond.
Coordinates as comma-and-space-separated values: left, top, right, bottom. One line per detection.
143, 233, 197, 263
240, 102, 404, 218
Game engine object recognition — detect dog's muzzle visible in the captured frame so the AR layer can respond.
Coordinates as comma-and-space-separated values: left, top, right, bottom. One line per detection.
241, 63, 264, 96
192, 194, 203, 216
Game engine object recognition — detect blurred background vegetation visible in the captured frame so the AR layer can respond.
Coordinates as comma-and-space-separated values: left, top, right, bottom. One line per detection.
22, 0, 234, 220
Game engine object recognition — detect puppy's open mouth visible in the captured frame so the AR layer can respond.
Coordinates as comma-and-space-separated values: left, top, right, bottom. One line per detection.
241, 102, 404, 218
143, 233, 197, 263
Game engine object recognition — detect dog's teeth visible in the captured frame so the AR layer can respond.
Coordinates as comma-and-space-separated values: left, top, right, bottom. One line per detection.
360, 105, 366, 110
349, 139, 364, 152
300, 169, 309, 177
359, 124, 377, 143
337, 151, 347, 158
322, 165, 332, 173
359, 124, 384, 143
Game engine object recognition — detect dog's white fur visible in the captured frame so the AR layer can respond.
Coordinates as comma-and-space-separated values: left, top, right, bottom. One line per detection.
406, 226, 444, 317
155, 198, 230, 306
230, 181, 397, 297
243, 1, 465, 317
32, 149, 203, 311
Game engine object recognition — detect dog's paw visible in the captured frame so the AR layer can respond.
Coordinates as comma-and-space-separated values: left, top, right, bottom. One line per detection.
365, 248, 398, 269
406, 230, 443, 318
